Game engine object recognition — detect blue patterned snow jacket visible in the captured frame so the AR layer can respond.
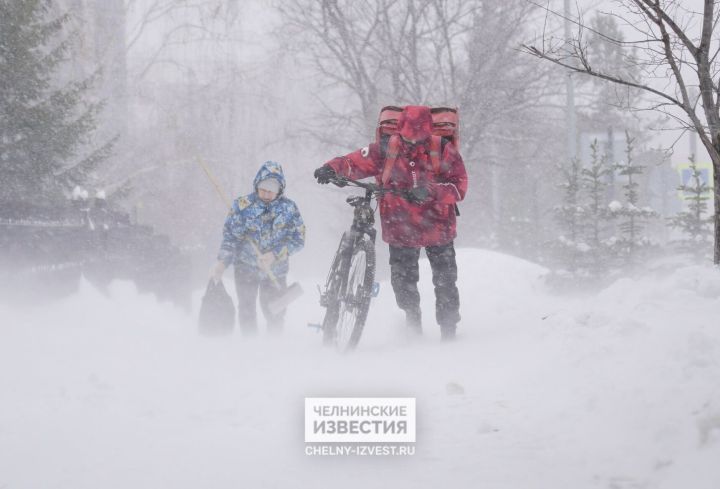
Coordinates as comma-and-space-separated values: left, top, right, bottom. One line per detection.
217, 161, 305, 279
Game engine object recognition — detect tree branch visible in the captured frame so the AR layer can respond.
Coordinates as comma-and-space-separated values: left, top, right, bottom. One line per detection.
521, 43, 682, 107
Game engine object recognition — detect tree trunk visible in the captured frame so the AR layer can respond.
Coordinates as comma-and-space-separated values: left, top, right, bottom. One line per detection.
696, 130, 720, 265
713, 142, 720, 265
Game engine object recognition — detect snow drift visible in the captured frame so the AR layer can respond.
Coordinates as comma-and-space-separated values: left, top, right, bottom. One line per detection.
0, 249, 718, 489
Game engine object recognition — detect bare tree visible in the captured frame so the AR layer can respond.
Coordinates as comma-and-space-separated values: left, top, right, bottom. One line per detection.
83, 1, 227, 184
278, 0, 560, 244
522, 0, 720, 265
278, 0, 552, 145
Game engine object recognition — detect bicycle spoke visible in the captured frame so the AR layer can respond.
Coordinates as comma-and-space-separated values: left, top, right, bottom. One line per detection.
336, 248, 367, 348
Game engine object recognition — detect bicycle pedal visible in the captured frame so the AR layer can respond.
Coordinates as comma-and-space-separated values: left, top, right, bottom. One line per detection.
371, 282, 380, 297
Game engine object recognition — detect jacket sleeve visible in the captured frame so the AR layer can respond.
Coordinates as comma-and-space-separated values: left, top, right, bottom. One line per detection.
429, 142, 468, 205
325, 143, 384, 180
272, 201, 306, 260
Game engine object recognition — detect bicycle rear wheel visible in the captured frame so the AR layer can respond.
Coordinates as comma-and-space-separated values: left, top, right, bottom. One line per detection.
322, 236, 375, 351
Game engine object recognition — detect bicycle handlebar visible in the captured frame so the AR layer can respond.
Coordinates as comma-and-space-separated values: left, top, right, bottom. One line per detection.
329, 175, 407, 198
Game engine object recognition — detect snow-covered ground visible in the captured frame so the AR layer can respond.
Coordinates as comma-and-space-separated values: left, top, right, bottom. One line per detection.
1, 249, 719, 489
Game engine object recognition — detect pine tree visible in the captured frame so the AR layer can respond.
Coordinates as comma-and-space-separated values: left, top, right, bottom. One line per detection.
668, 155, 714, 256
607, 131, 657, 262
553, 157, 586, 272
0, 0, 111, 208
580, 139, 613, 274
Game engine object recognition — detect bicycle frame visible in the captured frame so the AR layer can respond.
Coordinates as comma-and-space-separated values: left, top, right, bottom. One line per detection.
316, 177, 393, 349
338, 174, 406, 228
331, 176, 398, 262
314, 176, 414, 349
346, 188, 377, 243
319, 183, 378, 308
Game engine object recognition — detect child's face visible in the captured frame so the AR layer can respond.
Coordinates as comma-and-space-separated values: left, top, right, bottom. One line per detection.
258, 188, 278, 203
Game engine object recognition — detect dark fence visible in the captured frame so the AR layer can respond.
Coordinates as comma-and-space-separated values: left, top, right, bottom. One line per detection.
0, 201, 193, 307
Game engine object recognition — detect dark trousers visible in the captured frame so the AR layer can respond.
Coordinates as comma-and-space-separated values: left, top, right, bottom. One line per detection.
389, 242, 460, 328
234, 263, 287, 334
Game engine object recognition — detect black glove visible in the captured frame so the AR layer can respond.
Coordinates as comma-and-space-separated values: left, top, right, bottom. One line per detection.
314, 165, 337, 184
406, 186, 431, 204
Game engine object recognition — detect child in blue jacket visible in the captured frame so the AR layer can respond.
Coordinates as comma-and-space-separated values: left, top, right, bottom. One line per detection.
212, 161, 305, 334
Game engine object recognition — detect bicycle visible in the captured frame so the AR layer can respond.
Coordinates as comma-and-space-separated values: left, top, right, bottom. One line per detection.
317, 176, 404, 351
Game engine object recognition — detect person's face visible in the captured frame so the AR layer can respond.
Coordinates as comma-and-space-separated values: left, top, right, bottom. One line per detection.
258, 188, 278, 203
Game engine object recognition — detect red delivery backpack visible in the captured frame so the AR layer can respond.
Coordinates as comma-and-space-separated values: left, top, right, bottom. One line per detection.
376, 105, 460, 185
376, 105, 460, 148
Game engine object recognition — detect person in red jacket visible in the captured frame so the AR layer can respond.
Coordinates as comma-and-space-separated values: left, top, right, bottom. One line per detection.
314, 106, 468, 340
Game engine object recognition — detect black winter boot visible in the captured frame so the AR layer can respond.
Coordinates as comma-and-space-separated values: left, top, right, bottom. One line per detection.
440, 323, 457, 341
405, 308, 422, 335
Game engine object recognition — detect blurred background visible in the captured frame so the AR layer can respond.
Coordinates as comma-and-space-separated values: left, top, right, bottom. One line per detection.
1, 0, 714, 305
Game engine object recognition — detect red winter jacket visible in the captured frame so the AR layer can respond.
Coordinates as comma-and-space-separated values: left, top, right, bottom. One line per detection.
325, 138, 468, 247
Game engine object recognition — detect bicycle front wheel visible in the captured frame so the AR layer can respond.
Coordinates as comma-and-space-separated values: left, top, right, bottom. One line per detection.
322, 237, 375, 351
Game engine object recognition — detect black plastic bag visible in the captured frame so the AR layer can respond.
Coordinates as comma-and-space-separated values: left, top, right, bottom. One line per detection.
198, 279, 235, 335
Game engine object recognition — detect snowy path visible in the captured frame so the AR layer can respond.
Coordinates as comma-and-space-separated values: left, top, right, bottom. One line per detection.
1, 249, 719, 489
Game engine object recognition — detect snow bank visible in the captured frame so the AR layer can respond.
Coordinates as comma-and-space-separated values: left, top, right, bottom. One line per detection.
0, 249, 718, 489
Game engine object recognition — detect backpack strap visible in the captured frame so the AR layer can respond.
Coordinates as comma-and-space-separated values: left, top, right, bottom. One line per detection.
428, 135, 442, 175
381, 134, 401, 186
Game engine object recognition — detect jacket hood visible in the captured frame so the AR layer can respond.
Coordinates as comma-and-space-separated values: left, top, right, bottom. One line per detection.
253, 161, 286, 196
398, 105, 433, 142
